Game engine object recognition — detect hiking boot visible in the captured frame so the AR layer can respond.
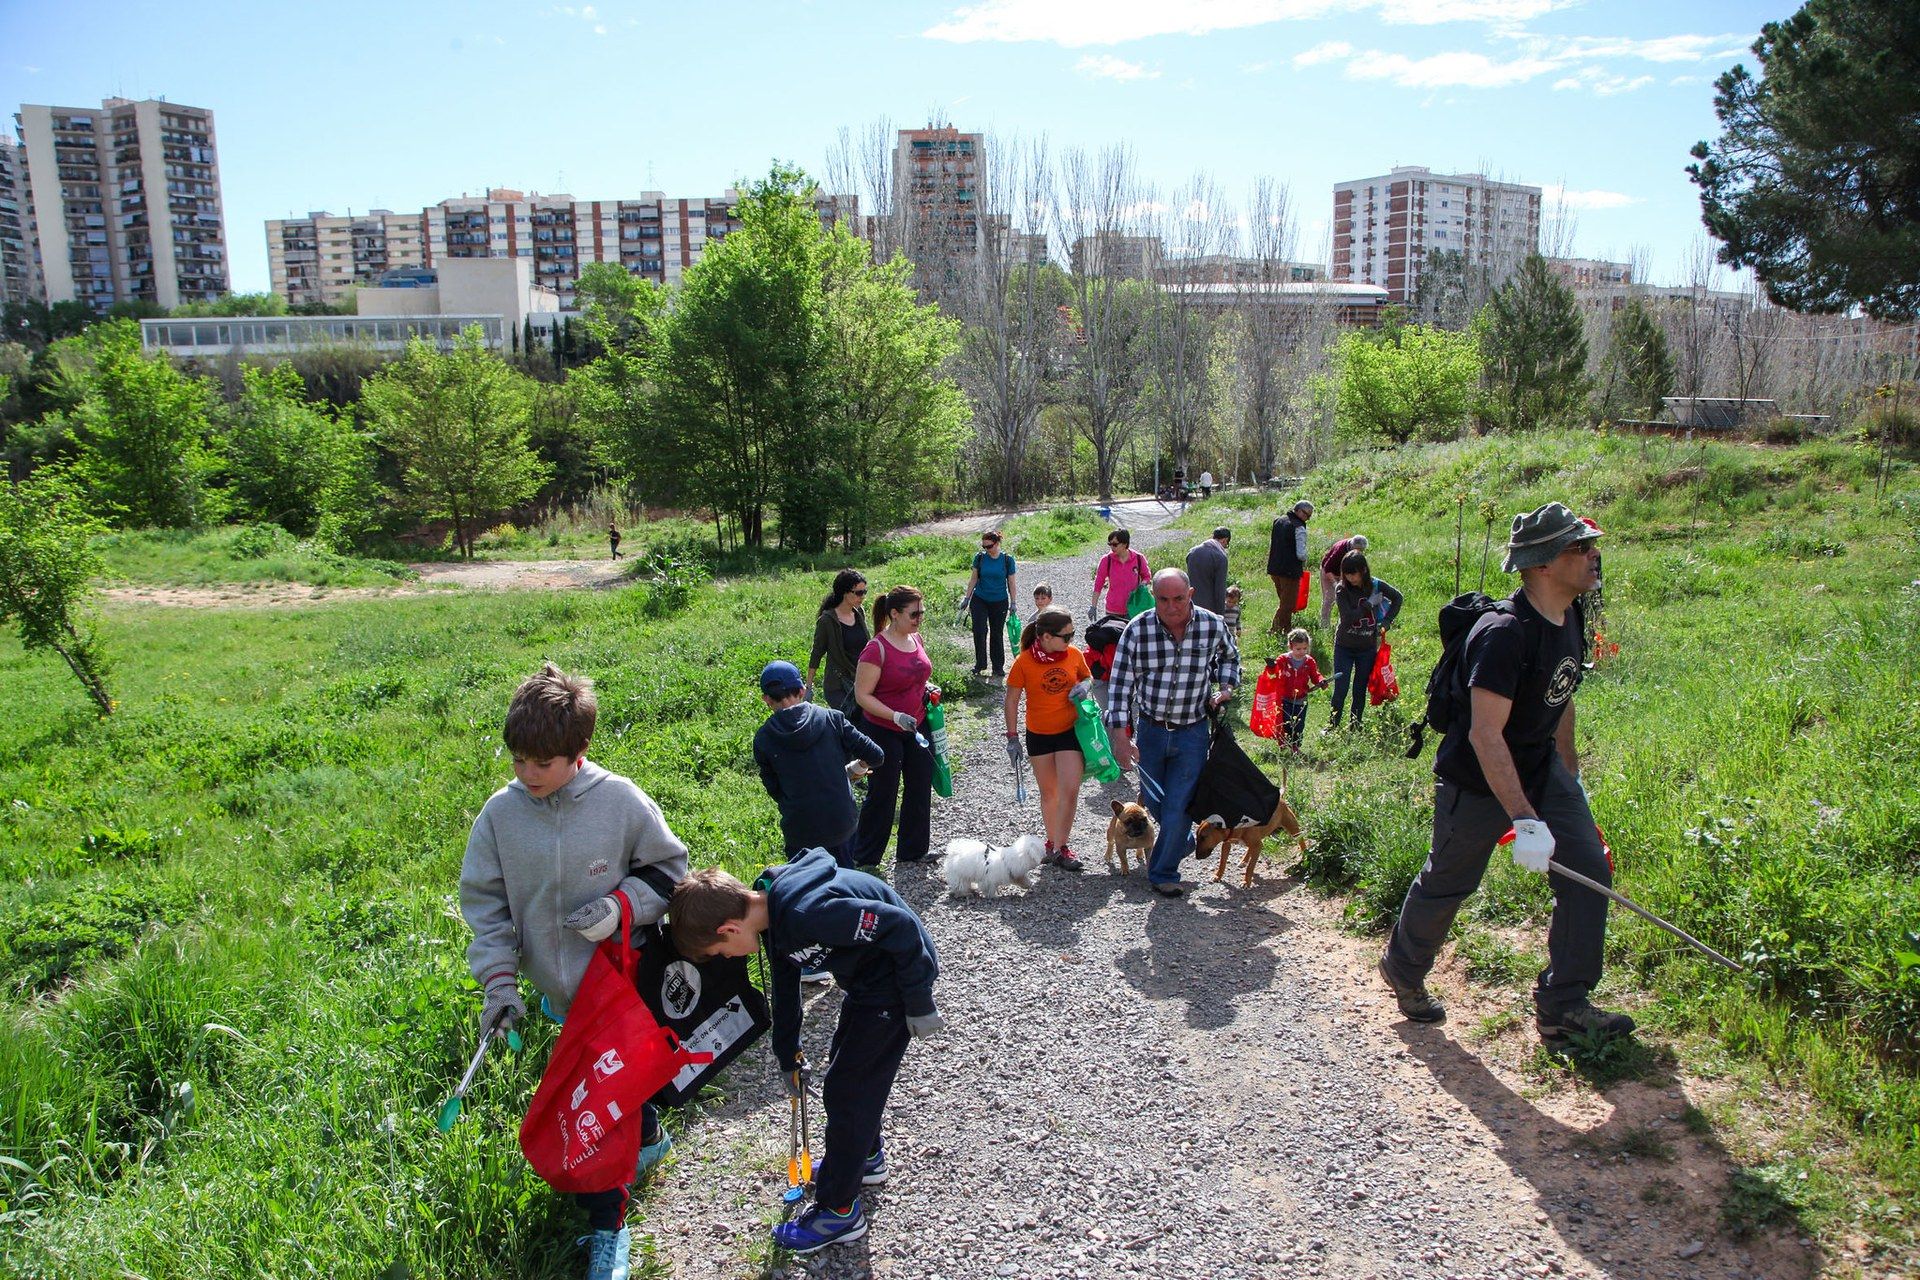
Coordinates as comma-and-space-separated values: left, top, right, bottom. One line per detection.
635, 1128, 672, 1180
1043, 846, 1085, 872
1537, 1000, 1636, 1044
772, 1201, 868, 1254
861, 1142, 888, 1186
1378, 956, 1446, 1024
1150, 881, 1186, 898
579, 1227, 631, 1280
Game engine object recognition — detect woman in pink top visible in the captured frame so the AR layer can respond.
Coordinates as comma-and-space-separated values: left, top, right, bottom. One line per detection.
851, 585, 938, 867
1091, 528, 1150, 619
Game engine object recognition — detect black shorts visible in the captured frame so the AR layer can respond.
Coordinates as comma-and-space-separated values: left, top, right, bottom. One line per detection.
1026, 728, 1082, 757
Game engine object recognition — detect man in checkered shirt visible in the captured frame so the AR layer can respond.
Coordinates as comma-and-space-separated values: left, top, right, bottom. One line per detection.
1106, 568, 1241, 896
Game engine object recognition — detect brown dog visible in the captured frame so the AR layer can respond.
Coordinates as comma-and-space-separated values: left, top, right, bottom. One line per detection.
1104, 799, 1156, 875
1195, 795, 1307, 888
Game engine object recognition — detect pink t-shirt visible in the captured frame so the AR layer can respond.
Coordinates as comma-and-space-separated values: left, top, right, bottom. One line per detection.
859, 633, 933, 730
1094, 549, 1150, 616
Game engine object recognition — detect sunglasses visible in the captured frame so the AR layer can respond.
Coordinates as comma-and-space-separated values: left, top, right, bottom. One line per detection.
851, 587, 869, 596
906, 608, 925, 618
1563, 539, 1600, 556
1047, 629, 1075, 641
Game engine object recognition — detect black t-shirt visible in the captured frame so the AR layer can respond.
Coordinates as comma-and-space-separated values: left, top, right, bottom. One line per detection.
1434, 590, 1584, 797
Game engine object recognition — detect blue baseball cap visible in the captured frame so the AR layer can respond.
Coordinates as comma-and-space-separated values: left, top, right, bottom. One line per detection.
759, 660, 806, 696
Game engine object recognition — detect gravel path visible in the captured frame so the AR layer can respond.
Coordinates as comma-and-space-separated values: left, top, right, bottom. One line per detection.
637, 517, 1831, 1280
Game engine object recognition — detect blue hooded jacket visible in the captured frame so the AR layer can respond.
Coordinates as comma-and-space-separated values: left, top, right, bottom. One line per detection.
764, 847, 939, 1068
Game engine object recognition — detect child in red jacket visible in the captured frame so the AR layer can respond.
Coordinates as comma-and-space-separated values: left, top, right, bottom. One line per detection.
1277, 627, 1329, 750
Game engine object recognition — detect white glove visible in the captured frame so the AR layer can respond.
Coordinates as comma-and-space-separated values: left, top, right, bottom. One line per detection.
846, 759, 872, 780
564, 895, 621, 941
892, 710, 918, 733
1510, 819, 1555, 875
1069, 679, 1093, 703
906, 1010, 948, 1039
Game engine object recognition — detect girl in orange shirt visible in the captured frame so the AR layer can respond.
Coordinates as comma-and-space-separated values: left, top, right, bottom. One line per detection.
1003, 608, 1094, 871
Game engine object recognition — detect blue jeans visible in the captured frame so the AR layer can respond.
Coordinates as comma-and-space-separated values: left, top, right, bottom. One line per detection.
1133, 718, 1209, 885
1330, 644, 1378, 727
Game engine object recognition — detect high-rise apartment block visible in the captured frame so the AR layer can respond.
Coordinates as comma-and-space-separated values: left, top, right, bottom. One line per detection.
894, 125, 983, 264
266, 210, 425, 308
0, 136, 28, 306
14, 98, 227, 312
1331, 166, 1539, 304
1546, 256, 1632, 291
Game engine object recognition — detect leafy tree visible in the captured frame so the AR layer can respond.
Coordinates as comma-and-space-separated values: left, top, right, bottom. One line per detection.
221, 363, 375, 539
2, 299, 96, 350
1689, 0, 1920, 321
360, 327, 548, 558
172, 292, 290, 318
1334, 319, 1481, 444
105, 300, 168, 321
1595, 298, 1676, 422
70, 320, 218, 527
1476, 255, 1591, 432
0, 468, 113, 714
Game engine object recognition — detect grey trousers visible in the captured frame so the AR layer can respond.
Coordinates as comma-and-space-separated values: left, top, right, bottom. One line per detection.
1384, 759, 1612, 1016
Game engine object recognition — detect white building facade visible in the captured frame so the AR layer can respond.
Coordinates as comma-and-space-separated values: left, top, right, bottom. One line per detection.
1331, 166, 1539, 304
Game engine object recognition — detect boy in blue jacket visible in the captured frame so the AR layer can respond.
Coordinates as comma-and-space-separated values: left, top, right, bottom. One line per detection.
752, 661, 885, 865
671, 851, 943, 1255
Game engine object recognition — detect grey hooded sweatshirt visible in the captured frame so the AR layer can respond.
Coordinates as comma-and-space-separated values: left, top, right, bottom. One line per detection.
460, 760, 688, 1016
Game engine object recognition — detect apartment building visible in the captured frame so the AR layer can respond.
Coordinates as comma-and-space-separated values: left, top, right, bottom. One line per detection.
1069, 233, 1164, 280
893, 125, 983, 267
266, 209, 425, 308
1171, 254, 1325, 285
1547, 256, 1632, 291
419, 187, 854, 305
1331, 166, 1539, 304
15, 97, 227, 312
0, 136, 28, 306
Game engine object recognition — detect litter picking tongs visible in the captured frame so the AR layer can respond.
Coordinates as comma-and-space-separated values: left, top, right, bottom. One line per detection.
784, 1071, 815, 1203
436, 1010, 523, 1131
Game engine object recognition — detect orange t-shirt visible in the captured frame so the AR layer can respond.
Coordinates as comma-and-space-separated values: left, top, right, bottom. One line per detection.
1006, 645, 1092, 735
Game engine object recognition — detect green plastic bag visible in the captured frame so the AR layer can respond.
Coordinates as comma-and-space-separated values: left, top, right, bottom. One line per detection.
1073, 697, 1123, 784
1006, 612, 1022, 651
1125, 583, 1153, 618
925, 694, 954, 799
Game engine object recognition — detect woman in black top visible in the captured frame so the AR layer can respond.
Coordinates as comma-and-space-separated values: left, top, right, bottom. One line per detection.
808, 569, 870, 712
1329, 549, 1403, 731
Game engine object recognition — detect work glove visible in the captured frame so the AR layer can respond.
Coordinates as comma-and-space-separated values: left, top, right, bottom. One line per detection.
1005, 735, 1025, 766
482, 976, 525, 1032
1510, 818, 1555, 875
892, 710, 918, 733
784, 1064, 811, 1098
1069, 679, 1093, 703
845, 759, 872, 781
906, 1010, 948, 1040
564, 895, 621, 942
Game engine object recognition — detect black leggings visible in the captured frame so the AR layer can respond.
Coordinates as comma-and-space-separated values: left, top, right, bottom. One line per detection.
970, 595, 1009, 675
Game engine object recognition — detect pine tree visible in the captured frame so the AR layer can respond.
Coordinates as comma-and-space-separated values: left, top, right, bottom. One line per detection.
1596, 298, 1676, 423
1476, 255, 1591, 432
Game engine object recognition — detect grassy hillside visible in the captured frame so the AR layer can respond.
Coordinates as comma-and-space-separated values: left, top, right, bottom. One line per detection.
1185, 429, 1919, 1246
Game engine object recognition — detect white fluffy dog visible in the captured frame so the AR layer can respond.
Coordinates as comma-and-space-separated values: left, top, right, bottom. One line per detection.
941, 834, 1046, 898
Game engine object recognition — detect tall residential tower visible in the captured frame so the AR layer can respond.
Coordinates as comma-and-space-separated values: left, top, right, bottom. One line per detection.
1331, 166, 1539, 304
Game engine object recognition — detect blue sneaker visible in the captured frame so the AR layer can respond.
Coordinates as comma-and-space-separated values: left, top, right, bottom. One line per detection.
636, 1128, 673, 1179
771, 1201, 867, 1254
861, 1143, 887, 1186
579, 1227, 630, 1280
800, 966, 832, 984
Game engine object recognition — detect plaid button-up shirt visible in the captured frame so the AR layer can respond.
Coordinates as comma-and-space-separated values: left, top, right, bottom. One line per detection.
1104, 606, 1241, 733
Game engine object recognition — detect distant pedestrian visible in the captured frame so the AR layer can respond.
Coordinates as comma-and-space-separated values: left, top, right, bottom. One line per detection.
1186, 526, 1232, 615
1199, 470, 1215, 498
608, 523, 622, 559
1266, 499, 1313, 635
808, 569, 870, 713
1092, 529, 1151, 620
1319, 533, 1367, 629
1327, 549, 1402, 731
965, 530, 1018, 679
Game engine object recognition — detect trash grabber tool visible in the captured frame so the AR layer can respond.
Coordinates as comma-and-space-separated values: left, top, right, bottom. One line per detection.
1012, 752, 1029, 804
436, 1011, 522, 1131
797, 1074, 815, 1188
784, 1087, 805, 1203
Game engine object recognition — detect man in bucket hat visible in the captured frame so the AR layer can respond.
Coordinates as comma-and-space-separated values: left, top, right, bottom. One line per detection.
1377, 502, 1634, 1045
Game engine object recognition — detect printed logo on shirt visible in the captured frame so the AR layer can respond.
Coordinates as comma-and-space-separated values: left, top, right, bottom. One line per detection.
789, 944, 830, 968
854, 909, 879, 941
660, 960, 702, 1020
587, 858, 610, 878
1544, 656, 1580, 708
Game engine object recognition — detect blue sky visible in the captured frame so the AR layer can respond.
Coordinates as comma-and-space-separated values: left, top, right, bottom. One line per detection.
2, 1, 1777, 293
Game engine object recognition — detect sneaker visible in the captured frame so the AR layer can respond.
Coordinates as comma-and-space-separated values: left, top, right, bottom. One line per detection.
772, 1201, 868, 1254
635, 1128, 672, 1179
972, 667, 990, 678
861, 1142, 888, 1185
1537, 1000, 1636, 1044
1378, 956, 1446, 1024
1043, 847, 1086, 872
579, 1227, 631, 1280
800, 966, 832, 984
1150, 881, 1186, 898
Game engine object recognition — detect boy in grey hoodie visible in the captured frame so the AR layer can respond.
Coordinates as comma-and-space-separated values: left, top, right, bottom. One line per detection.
459, 662, 689, 1280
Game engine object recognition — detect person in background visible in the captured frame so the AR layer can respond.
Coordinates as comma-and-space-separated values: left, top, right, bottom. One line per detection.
1221, 584, 1244, 641
1186, 526, 1232, 615
1092, 530, 1151, 620
1266, 499, 1313, 635
1028, 582, 1053, 626
965, 530, 1018, 679
608, 523, 622, 560
1319, 533, 1368, 630
1327, 549, 1402, 732
809, 570, 870, 713
1199, 469, 1215, 498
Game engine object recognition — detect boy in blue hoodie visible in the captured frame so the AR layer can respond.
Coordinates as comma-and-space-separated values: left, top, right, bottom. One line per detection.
670, 852, 943, 1255
752, 661, 885, 865
460, 663, 690, 1280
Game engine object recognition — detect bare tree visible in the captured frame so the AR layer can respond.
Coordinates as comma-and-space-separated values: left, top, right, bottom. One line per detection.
825, 118, 906, 265
1145, 173, 1231, 488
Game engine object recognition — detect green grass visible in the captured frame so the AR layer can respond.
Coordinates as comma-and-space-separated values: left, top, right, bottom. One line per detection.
1182, 429, 1920, 1244
0, 512, 1081, 1279
95, 524, 415, 587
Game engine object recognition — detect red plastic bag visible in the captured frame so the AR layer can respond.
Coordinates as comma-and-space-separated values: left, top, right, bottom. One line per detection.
1368, 642, 1400, 706
520, 893, 713, 1194
1248, 658, 1280, 739
1294, 572, 1310, 612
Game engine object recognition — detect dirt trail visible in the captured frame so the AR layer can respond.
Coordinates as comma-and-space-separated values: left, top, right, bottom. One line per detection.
635, 520, 1842, 1280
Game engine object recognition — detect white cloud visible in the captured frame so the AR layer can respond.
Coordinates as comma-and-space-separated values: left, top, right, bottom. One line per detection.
581, 4, 597, 17
1375, 0, 1566, 25
1343, 48, 1559, 88
593, 23, 607, 34
1668, 72, 1717, 86
1075, 53, 1162, 81
1293, 40, 1353, 66
1241, 59, 1274, 74
1543, 184, 1643, 210
1551, 64, 1658, 95
21, 64, 41, 74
